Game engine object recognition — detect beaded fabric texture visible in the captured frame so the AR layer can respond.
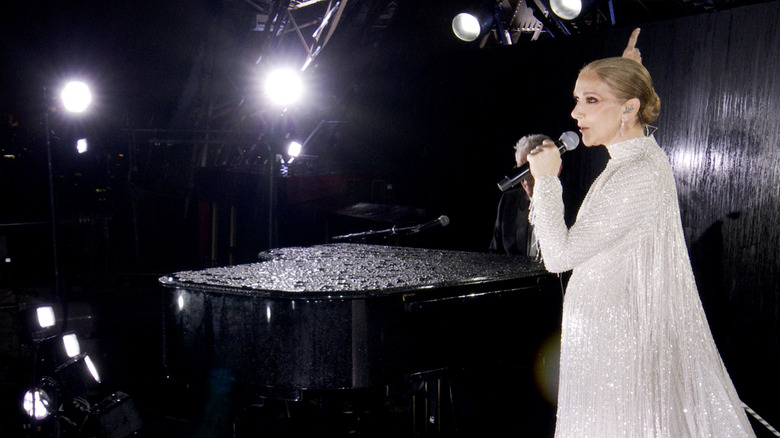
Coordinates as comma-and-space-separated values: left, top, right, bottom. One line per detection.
529, 135, 755, 437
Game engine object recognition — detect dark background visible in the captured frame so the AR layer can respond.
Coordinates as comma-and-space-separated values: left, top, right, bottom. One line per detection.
1, 0, 778, 436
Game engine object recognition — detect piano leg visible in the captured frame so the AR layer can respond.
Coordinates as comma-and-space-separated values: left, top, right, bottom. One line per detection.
410, 368, 458, 437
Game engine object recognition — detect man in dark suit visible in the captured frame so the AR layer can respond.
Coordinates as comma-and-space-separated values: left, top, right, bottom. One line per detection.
489, 134, 552, 257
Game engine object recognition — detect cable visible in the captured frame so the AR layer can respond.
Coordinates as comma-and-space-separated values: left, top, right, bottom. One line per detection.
743, 403, 780, 437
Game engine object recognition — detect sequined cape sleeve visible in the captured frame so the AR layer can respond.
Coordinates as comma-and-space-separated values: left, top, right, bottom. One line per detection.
529, 159, 659, 273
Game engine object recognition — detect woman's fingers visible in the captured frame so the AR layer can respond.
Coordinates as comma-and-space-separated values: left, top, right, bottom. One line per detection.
622, 28, 642, 64
528, 140, 561, 178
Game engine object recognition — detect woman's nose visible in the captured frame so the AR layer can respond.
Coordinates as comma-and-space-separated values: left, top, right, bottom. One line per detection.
571, 103, 582, 120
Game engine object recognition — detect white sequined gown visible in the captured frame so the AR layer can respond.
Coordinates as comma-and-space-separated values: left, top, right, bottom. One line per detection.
530, 135, 755, 437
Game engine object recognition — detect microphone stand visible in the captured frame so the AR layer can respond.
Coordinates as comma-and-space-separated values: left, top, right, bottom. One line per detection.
331, 223, 427, 241
43, 86, 62, 302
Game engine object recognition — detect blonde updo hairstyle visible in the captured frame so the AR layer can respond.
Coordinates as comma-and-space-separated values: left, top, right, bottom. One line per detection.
581, 57, 661, 124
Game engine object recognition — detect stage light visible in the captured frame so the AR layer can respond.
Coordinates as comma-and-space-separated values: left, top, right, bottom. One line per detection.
56, 353, 102, 401
23, 388, 53, 420
23, 304, 62, 342
77, 138, 88, 154
287, 141, 302, 158
452, 0, 500, 43
84, 355, 101, 383
61, 81, 92, 113
452, 10, 494, 42
34, 332, 83, 373
264, 68, 303, 106
62, 333, 81, 358
550, 0, 594, 19
37, 306, 56, 329
452, 13, 482, 42
550, 0, 581, 19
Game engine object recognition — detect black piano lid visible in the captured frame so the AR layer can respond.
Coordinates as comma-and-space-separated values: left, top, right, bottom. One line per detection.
158, 243, 555, 300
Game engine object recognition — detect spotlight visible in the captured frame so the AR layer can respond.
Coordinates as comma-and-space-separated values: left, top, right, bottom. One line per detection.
452, 9, 494, 42
550, 0, 598, 20
550, 0, 581, 19
23, 388, 53, 420
84, 355, 101, 383
61, 81, 92, 113
77, 138, 88, 154
39, 331, 83, 371
287, 141, 302, 158
55, 353, 102, 401
22, 304, 62, 342
264, 68, 303, 106
62, 333, 81, 358
37, 306, 56, 329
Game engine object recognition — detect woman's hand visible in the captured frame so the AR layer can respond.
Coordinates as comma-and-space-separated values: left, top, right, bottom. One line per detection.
527, 139, 562, 179
622, 28, 642, 64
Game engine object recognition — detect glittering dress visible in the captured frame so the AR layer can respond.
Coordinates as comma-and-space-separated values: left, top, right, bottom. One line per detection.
530, 136, 755, 437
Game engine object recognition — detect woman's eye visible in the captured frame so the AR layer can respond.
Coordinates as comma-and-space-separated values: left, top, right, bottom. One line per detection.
586, 97, 598, 103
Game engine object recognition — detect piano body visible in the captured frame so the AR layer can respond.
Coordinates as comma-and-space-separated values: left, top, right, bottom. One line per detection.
159, 243, 561, 401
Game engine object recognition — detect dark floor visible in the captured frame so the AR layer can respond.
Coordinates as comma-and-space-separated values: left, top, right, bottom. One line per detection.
1, 276, 559, 438
2, 354, 557, 438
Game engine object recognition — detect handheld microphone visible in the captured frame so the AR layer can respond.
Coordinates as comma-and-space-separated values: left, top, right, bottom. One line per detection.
497, 131, 580, 192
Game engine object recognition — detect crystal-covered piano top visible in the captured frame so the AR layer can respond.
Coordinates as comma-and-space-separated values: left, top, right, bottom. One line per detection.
159, 243, 549, 298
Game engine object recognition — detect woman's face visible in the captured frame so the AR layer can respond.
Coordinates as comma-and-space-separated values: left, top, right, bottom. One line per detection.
571, 71, 626, 147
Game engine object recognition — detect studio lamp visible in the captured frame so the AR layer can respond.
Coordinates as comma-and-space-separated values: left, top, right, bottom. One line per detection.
61, 333, 81, 358
21, 375, 60, 428
60, 81, 93, 114
31, 331, 83, 380
22, 304, 63, 342
550, 0, 597, 20
44, 79, 94, 298
287, 140, 302, 163
452, 5, 495, 42
76, 138, 88, 154
55, 353, 102, 401
264, 67, 304, 106
23, 387, 53, 420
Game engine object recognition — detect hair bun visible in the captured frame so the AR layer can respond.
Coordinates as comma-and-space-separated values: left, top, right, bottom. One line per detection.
641, 90, 661, 124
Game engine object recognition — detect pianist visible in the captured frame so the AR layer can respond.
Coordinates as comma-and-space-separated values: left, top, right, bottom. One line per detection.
489, 133, 552, 257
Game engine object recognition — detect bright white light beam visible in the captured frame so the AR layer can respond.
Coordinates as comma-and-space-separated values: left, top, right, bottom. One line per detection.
264, 68, 303, 106
61, 81, 92, 113
76, 138, 88, 154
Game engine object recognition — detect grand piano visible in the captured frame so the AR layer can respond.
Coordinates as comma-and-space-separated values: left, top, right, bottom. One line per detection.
159, 243, 561, 433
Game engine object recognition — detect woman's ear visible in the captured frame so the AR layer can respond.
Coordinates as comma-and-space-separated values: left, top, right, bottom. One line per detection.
624, 97, 641, 117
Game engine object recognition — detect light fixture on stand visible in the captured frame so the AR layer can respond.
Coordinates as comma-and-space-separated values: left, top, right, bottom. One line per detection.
43, 79, 94, 299
452, 0, 510, 45
548, 0, 602, 21
23, 385, 55, 421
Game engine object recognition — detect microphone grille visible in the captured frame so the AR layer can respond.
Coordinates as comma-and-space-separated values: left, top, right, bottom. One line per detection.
439, 215, 450, 227
559, 131, 580, 151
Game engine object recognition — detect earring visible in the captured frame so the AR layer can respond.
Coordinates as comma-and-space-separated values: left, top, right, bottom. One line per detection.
620, 117, 625, 137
